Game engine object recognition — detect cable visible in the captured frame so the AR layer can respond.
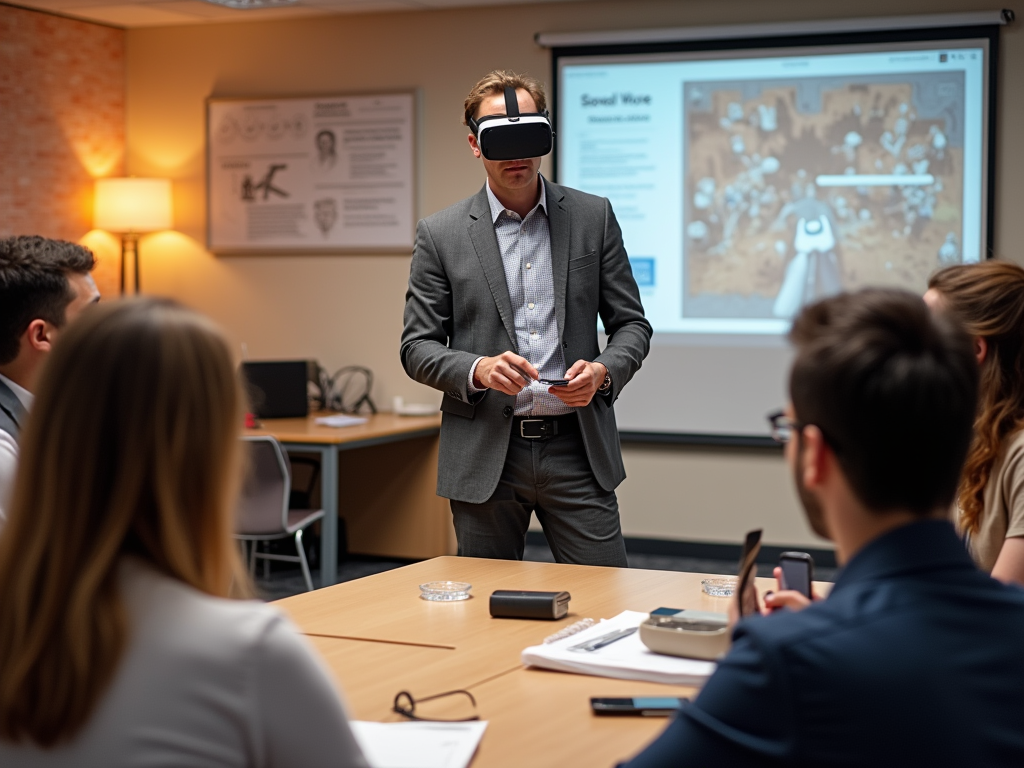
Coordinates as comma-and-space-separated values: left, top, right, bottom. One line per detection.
317, 365, 377, 414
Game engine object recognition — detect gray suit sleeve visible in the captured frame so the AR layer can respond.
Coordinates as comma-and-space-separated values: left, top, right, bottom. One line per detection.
400, 218, 478, 403
593, 198, 653, 402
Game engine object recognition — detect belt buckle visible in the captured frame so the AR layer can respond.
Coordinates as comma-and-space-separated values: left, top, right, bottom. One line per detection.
519, 418, 547, 439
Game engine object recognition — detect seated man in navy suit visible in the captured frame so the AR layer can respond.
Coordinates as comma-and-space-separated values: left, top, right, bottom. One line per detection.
621, 289, 1024, 768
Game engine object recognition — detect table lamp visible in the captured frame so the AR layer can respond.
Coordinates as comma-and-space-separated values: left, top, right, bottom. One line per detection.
94, 177, 172, 294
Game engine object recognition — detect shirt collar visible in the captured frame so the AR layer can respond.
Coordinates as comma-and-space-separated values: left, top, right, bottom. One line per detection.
829, 518, 975, 597
485, 175, 547, 224
0, 372, 32, 411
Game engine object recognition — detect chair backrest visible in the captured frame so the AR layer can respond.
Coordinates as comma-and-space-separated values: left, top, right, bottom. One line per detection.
236, 436, 291, 535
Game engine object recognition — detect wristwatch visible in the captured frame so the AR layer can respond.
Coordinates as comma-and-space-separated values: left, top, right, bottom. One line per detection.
598, 371, 612, 392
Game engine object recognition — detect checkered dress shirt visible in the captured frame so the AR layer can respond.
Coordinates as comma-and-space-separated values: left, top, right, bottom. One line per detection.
467, 178, 571, 416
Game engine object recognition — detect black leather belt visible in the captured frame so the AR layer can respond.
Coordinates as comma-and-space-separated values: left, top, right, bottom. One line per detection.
512, 414, 579, 440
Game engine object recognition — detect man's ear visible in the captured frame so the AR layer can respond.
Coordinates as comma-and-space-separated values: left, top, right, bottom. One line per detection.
467, 132, 482, 159
800, 424, 830, 491
24, 319, 54, 354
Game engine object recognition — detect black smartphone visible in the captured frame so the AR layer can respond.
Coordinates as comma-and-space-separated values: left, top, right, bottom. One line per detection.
736, 529, 763, 618
778, 551, 814, 599
591, 697, 688, 716
538, 378, 569, 387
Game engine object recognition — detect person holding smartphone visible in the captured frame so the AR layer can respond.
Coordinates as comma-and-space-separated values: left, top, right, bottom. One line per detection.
401, 70, 651, 565
619, 290, 1024, 768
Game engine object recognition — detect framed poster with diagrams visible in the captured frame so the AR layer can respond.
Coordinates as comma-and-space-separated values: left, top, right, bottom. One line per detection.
207, 92, 415, 253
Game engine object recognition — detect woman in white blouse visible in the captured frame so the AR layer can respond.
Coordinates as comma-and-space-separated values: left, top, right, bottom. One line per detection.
0, 298, 368, 768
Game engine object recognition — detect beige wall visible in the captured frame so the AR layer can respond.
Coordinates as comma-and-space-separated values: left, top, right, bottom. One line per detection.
125, 0, 1024, 549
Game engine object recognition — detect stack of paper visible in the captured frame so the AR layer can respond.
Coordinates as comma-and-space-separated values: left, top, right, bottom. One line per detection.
350, 721, 487, 768
315, 414, 369, 428
521, 610, 716, 686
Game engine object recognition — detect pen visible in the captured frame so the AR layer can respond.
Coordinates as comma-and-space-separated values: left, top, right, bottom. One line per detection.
568, 626, 637, 652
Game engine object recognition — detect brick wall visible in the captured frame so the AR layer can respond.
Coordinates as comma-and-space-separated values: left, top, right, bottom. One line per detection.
0, 5, 124, 297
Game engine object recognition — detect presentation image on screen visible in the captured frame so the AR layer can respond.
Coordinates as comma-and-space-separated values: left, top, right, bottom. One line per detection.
683, 72, 964, 322
558, 37, 991, 438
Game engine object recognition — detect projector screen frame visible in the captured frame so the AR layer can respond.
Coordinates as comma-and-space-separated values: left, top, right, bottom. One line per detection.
551, 23, 1001, 447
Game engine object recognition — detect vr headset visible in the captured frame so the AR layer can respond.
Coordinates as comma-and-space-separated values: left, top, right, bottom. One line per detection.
469, 85, 553, 161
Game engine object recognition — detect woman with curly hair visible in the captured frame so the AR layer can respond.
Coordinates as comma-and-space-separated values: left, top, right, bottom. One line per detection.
925, 260, 1024, 585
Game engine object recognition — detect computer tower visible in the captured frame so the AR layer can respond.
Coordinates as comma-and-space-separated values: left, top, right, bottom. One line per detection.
240, 360, 316, 419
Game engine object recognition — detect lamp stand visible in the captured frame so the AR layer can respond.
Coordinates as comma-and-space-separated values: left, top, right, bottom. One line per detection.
120, 233, 140, 295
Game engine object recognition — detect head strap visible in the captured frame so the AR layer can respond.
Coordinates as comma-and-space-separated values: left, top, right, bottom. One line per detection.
467, 86, 550, 138
503, 85, 521, 122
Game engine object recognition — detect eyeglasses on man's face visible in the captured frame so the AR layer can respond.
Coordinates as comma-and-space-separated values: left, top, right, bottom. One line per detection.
767, 410, 802, 444
393, 689, 479, 722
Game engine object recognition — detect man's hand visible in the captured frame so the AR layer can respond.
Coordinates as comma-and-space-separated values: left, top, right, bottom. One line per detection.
550, 360, 607, 407
762, 566, 821, 613
473, 352, 538, 396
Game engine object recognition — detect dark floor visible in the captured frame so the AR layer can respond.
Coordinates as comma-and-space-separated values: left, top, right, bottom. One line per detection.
252, 555, 410, 601
254, 540, 837, 601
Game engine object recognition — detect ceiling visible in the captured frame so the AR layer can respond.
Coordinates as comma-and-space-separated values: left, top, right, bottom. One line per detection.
8, 0, 581, 28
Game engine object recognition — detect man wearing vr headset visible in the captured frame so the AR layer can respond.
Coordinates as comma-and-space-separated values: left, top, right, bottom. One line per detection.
401, 71, 651, 566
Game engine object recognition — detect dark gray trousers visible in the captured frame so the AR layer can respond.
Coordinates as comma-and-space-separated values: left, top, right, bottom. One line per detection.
449, 430, 628, 567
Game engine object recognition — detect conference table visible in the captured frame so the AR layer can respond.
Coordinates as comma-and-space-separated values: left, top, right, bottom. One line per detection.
277, 556, 786, 767
245, 412, 449, 586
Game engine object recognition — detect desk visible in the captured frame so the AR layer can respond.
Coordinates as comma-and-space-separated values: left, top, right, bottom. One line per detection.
246, 413, 449, 585
277, 556, 780, 766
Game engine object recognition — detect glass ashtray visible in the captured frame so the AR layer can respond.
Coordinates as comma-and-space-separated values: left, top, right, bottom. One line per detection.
701, 577, 737, 597
419, 581, 472, 601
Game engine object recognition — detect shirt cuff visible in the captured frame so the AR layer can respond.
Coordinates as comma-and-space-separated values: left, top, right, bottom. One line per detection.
467, 356, 486, 394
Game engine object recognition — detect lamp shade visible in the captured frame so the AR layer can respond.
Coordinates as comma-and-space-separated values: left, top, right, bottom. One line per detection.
94, 178, 172, 233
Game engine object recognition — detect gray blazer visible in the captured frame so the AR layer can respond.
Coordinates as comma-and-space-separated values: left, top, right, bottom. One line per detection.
0, 378, 25, 443
401, 179, 652, 503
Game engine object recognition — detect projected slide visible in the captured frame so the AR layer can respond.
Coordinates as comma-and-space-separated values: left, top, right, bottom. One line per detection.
685, 73, 964, 321
559, 45, 987, 336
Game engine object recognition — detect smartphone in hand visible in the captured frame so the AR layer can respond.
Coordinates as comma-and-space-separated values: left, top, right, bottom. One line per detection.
538, 378, 569, 387
778, 551, 814, 599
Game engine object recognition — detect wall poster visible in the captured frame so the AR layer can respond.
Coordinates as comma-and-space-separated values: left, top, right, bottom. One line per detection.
207, 92, 415, 253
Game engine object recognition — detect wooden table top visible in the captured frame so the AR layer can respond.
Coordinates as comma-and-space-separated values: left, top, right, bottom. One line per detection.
463, 666, 695, 767
277, 556, 742, 655
277, 557, 820, 768
244, 411, 441, 445
308, 635, 697, 766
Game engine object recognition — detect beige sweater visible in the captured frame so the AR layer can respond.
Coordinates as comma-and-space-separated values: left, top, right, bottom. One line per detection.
968, 429, 1024, 573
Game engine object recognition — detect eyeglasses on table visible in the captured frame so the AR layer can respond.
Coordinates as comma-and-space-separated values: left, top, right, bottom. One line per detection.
393, 689, 480, 722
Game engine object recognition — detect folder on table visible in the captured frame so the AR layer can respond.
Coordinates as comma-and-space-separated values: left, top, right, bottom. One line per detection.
521, 610, 717, 686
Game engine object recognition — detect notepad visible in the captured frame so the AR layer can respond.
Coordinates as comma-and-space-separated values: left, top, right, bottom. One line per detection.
521, 610, 716, 686
314, 414, 368, 428
350, 721, 487, 768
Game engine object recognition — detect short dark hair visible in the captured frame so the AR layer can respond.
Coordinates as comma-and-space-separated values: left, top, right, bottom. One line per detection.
0, 236, 96, 365
789, 289, 978, 515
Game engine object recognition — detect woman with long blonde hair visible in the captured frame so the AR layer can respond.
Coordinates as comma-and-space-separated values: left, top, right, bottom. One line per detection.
0, 299, 367, 766
925, 260, 1024, 585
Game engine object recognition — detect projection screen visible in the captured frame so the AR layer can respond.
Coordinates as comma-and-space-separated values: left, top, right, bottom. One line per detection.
552, 21, 999, 444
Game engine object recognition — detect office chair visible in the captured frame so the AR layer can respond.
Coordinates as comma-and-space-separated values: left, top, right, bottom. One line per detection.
235, 435, 324, 592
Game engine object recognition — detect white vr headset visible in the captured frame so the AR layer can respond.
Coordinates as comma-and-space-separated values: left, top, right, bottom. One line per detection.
469, 85, 554, 161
